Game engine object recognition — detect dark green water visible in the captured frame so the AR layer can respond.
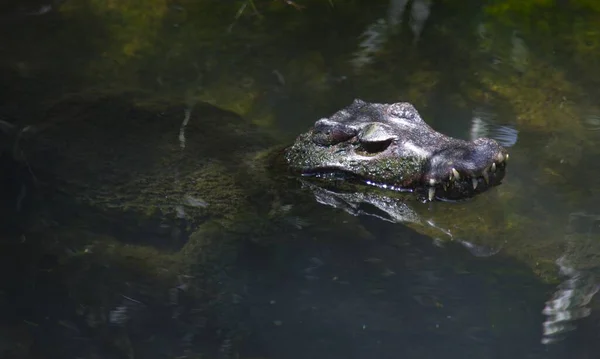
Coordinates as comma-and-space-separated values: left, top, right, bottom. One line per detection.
1, 0, 600, 358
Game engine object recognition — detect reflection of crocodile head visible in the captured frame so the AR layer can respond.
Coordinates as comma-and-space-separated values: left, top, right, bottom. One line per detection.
285, 99, 509, 201
301, 180, 502, 258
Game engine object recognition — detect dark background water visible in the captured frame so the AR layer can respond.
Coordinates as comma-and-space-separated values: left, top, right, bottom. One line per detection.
1, 0, 600, 358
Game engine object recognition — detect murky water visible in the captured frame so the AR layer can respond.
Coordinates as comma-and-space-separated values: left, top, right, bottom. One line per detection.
1, 1, 600, 358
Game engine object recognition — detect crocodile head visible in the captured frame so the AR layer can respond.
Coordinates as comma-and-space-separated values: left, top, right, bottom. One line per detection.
284, 99, 509, 202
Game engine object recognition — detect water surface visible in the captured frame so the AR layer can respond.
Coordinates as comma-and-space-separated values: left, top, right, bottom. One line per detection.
1, 1, 600, 358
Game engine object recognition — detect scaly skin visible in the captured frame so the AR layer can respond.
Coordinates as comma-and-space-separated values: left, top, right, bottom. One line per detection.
285, 99, 509, 202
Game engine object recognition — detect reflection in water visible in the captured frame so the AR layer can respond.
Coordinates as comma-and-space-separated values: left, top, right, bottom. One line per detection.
351, 0, 431, 70
2, 0, 600, 357
542, 212, 600, 344
542, 266, 598, 344
583, 111, 600, 132
108, 295, 146, 326
0, 118, 36, 222
457, 239, 502, 258
351, 18, 388, 71
307, 178, 600, 348
305, 180, 503, 260
470, 107, 519, 148
510, 31, 529, 73
387, 0, 431, 38
26, 4, 53, 16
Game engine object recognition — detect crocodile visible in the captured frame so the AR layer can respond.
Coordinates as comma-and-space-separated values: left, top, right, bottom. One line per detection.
285, 99, 508, 202
9, 94, 600, 354
12, 96, 508, 247
2, 95, 518, 357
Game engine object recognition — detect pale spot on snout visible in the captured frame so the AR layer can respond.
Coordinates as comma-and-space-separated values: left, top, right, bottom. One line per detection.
388, 117, 418, 128
403, 141, 431, 158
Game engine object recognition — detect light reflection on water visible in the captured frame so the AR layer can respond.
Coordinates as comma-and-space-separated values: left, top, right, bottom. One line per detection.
470, 107, 519, 148
542, 212, 600, 345
1, 0, 600, 358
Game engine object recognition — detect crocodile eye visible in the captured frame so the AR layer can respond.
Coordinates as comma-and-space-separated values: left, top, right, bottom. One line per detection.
357, 123, 396, 154
312, 119, 357, 146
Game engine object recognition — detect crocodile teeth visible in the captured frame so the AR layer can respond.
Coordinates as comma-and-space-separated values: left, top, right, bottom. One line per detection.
472, 178, 478, 190
451, 168, 460, 181
428, 187, 436, 201
505, 153, 509, 162
491, 163, 496, 173
482, 169, 489, 184
496, 153, 504, 163
429, 178, 436, 186
443, 182, 448, 191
